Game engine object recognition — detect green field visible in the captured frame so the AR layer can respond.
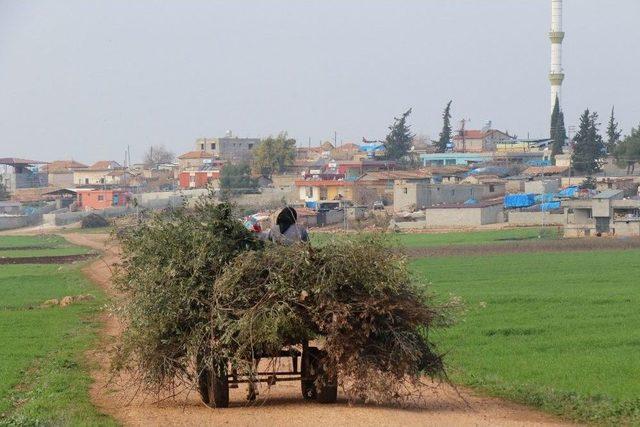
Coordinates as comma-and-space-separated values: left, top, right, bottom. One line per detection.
0, 235, 91, 258
312, 227, 560, 248
0, 236, 114, 425
413, 249, 640, 424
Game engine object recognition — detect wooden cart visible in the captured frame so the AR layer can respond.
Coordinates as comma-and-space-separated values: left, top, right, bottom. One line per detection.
199, 340, 338, 408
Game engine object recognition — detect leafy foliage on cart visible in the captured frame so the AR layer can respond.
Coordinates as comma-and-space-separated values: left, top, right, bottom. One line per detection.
112, 195, 452, 404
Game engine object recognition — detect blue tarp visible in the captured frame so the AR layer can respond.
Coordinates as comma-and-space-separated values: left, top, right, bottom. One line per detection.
540, 201, 561, 211
557, 186, 578, 198
305, 201, 318, 209
534, 193, 556, 203
463, 198, 478, 205
504, 193, 536, 208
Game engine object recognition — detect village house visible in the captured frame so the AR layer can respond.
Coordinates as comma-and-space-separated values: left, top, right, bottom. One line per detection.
452, 129, 515, 152
0, 158, 48, 193
44, 160, 88, 188
423, 201, 504, 227
393, 180, 506, 212
73, 161, 124, 186
595, 177, 638, 197
177, 151, 218, 172
195, 133, 260, 162
76, 188, 128, 210
295, 178, 354, 207
562, 189, 640, 237
353, 171, 432, 206
178, 166, 221, 190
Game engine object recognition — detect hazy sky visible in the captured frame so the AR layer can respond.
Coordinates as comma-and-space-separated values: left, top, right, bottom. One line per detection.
1, 0, 639, 163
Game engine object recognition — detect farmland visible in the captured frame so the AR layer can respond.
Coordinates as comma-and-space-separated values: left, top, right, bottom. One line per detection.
0, 235, 113, 425
312, 226, 560, 247
0, 235, 91, 258
413, 248, 640, 424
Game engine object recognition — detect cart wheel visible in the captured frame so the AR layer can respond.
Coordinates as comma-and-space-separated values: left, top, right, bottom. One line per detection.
301, 346, 317, 400
198, 369, 211, 405
203, 362, 229, 408
301, 347, 337, 404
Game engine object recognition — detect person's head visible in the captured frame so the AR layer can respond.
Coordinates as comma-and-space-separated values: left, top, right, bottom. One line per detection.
276, 206, 297, 234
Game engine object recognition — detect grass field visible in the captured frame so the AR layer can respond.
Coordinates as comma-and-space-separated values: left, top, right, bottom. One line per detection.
312, 227, 560, 248
0, 235, 91, 258
413, 249, 640, 424
0, 236, 114, 425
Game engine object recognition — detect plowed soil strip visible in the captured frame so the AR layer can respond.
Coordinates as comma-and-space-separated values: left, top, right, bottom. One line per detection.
0, 253, 96, 264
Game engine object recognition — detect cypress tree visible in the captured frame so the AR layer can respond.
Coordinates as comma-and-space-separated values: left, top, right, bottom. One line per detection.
572, 109, 605, 174
550, 96, 565, 157
384, 108, 414, 161
435, 101, 452, 153
606, 106, 622, 154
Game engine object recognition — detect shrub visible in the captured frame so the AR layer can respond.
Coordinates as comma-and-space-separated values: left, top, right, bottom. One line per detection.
81, 213, 109, 228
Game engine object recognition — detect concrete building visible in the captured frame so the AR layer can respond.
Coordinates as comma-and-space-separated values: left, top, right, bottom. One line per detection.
424, 201, 504, 227
452, 129, 516, 153
524, 178, 561, 195
76, 188, 129, 210
420, 151, 545, 167
562, 190, 640, 237
394, 181, 505, 212
177, 151, 220, 172
178, 168, 220, 190
44, 160, 88, 187
0, 158, 48, 193
195, 134, 260, 162
295, 179, 354, 206
73, 161, 123, 185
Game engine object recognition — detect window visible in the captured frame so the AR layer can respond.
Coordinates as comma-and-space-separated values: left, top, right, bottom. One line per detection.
97, 195, 104, 201
210, 143, 216, 150
248, 143, 253, 150
190, 175, 196, 183
489, 185, 495, 193
403, 188, 408, 194
305, 187, 313, 198
84, 178, 89, 184
200, 143, 205, 150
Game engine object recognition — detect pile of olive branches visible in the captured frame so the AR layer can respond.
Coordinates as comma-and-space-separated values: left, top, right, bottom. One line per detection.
112, 197, 453, 404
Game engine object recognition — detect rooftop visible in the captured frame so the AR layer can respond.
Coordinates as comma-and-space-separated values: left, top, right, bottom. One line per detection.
178, 150, 213, 160
0, 157, 47, 166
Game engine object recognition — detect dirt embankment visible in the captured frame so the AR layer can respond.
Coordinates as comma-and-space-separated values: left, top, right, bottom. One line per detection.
64, 232, 572, 427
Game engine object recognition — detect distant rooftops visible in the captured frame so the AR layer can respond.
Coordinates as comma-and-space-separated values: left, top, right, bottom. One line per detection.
0, 157, 47, 166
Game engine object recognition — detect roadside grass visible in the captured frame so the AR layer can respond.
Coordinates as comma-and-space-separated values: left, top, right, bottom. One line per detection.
312, 227, 560, 248
413, 249, 640, 424
0, 237, 114, 425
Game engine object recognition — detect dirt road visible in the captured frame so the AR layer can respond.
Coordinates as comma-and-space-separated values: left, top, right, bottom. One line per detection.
64, 232, 571, 427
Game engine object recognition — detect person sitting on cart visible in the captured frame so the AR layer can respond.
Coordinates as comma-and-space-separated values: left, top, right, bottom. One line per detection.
265, 206, 309, 244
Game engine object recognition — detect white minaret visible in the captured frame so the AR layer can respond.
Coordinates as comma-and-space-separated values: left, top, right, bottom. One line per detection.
549, 0, 565, 111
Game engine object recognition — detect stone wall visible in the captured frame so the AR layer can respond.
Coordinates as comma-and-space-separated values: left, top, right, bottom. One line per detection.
508, 211, 565, 226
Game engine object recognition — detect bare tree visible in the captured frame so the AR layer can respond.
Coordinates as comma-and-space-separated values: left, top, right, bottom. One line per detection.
143, 145, 175, 167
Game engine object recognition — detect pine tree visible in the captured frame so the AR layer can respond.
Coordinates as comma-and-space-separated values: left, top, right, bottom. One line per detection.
613, 125, 640, 175
606, 106, 622, 154
550, 96, 565, 157
435, 101, 452, 153
571, 109, 605, 174
384, 108, 414, 161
